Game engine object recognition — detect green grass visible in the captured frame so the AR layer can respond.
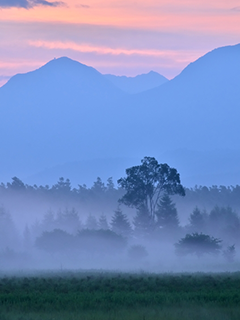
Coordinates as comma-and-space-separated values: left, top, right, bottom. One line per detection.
0, 271, 239, 319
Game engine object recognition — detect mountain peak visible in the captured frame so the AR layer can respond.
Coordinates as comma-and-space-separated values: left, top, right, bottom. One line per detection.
34, 56, 100, 78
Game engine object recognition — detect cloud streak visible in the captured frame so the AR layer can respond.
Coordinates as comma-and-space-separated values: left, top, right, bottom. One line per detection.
0, 0, 64, 8
29, 40, 197, 61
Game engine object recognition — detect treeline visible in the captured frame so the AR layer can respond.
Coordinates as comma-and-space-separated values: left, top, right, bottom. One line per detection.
177, 185, 240, 210
2, 177, 240, 210
0, 177, 240, 216
0, 176, 121, 203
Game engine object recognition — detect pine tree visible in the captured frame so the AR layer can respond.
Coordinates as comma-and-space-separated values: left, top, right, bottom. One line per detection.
111, 208, 132, 238
98, 214, 109, 230
106, 177, 115, 191
155, 194, 179, 229
133, 207, 153, 236
56, 208, 82, 234
189, 207, 206, 232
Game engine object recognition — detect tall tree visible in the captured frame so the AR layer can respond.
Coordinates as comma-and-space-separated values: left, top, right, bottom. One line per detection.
91, 177, 106, 195
7, 177, 26, 190
133, 207, 153, 236
52, 177, 71, 195
118, 157, 185, 221
106, 177, 115, 191
111, 208, 132, 238
56, 208, 82, 234
98, 214, 109, 230
155, 193, 179, 229
188, 207, 207, 232
208, 206, 240, 242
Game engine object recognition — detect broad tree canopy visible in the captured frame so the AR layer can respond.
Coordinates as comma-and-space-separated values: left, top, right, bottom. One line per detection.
118, 157, 185, 220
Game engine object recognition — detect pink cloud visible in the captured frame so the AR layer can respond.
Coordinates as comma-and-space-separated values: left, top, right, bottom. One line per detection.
29, 40, 203, 61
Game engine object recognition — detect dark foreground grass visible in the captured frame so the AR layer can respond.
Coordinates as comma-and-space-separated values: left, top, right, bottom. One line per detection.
0, 271, 240, 320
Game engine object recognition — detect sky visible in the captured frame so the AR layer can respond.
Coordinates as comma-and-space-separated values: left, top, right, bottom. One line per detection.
0, 0, 240, 86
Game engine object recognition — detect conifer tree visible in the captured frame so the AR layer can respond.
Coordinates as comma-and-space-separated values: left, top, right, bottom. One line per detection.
188, 207, 207, 232
111, 208, 132, 238
98, 214, 109, 230
155, 194, 179, 229
133, 207, 153, 236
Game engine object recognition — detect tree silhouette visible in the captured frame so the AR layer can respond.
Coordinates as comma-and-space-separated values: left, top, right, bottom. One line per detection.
98, 214, 109, 230
7, 177, 26, 190
188, 207, 207, 232
111, 208, 132, 238
133, 207, 153, 236
52, 177, 71, 195
118, 157, 185, 222
175, 233, 222, 257
56, 208, 82, 234
155, 193, 179, 229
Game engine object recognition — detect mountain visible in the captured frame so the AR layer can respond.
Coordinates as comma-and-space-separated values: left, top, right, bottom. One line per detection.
104, 71, 168, 94
0, 57, 127, 179
128, 43, 240, 152
1, 44, 240, 187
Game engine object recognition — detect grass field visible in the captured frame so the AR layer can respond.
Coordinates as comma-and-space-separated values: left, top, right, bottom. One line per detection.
0, 271, 240, 320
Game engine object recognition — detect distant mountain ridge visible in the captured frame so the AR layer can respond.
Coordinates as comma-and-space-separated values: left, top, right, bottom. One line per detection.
1, 44, 240, 186
104, 71, 168, 94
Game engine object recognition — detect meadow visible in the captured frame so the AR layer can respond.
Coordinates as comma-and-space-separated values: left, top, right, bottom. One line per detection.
0, 271, 240, 320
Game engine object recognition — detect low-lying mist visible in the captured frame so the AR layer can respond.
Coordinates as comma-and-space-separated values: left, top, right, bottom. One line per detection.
0, 177, 240, 273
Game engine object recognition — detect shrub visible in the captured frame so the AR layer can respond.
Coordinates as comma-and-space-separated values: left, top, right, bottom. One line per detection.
175, 232, 222, 257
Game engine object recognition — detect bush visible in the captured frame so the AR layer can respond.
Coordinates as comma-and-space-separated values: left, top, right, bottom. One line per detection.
35, 229, 75, 253
175, 232, 222, 257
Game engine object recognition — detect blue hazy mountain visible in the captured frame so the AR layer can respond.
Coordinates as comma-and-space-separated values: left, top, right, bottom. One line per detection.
127, 43, 240, 152
0, 45, 240, 186
104, 71, 168, 94
0, 57, 127, 179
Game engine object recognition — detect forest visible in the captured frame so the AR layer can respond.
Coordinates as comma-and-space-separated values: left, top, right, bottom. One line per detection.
0, 157, 240, 271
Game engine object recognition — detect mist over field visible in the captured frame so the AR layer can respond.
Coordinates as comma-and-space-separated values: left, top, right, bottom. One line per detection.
0, 172, 240, 273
